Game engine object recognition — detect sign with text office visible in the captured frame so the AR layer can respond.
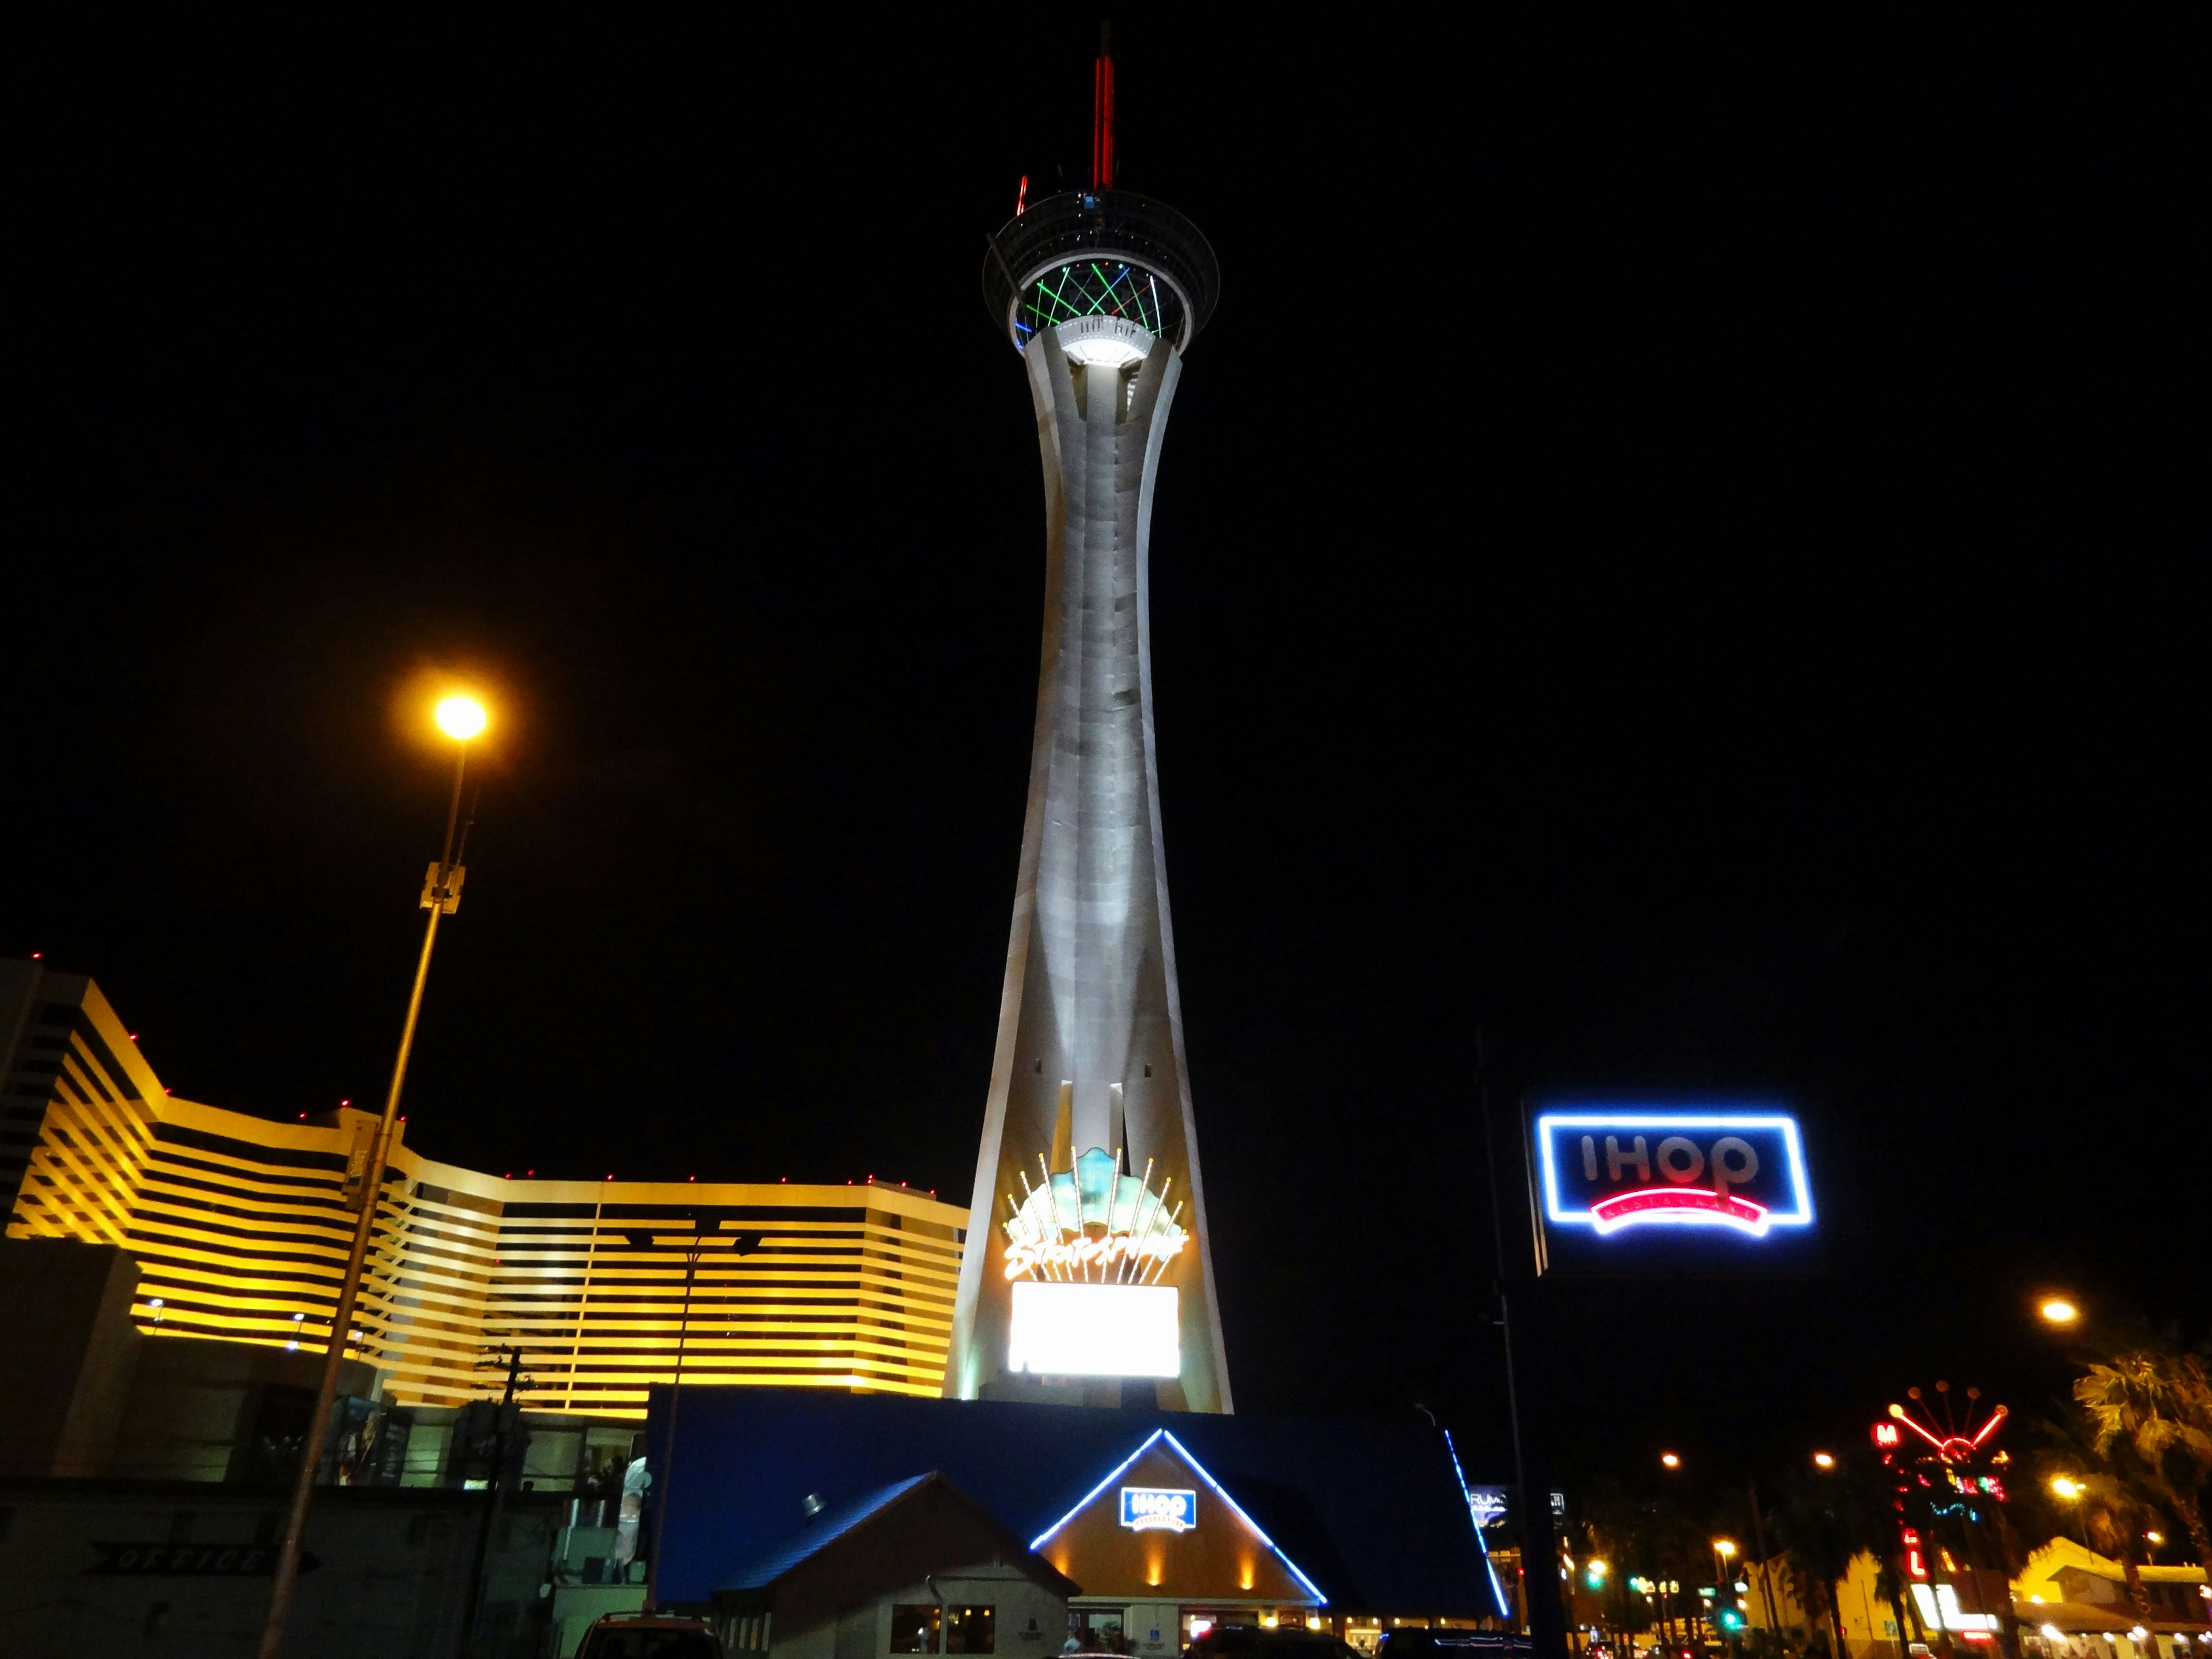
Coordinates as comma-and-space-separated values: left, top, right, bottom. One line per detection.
1529, 1108, 1818, 1275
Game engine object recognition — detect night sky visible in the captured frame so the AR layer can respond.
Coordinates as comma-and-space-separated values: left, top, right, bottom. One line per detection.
12, 18, 2199, 1498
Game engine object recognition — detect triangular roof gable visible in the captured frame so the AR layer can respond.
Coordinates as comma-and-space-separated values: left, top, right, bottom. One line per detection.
1031, 1429, 1326, 1605
721, 1472, 1080, 1597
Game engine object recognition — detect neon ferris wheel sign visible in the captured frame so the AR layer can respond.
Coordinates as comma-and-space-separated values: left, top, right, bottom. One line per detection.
1533, 1112, 1816, 1241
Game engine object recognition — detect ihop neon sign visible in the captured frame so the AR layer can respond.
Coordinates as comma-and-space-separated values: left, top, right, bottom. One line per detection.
1535, 1111, 1815, 1241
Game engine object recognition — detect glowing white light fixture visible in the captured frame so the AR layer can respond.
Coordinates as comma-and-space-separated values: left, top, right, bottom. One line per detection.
1007, 1281, 1177, 1377
1055, 315, 1156, 368
434, 695, 487, 740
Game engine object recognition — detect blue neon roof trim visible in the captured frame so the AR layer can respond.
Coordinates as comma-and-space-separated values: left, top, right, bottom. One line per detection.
1031, 1427, 1325, 1603
1029, 1427, 1165, 1551
1443, 1428, 1511, 1620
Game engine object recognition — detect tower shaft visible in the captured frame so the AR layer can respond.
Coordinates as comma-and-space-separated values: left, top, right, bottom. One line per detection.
944, 317, 1230, 1412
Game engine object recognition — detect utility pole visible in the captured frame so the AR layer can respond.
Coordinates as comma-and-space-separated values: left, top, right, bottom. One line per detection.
460, 1346, 525, 1653
259, 695, 485, 1659
1478, 1035, 1565, 1659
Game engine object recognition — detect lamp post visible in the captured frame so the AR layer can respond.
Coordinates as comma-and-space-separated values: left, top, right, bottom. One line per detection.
626, 1217, 763, 1613
258, 693, 487, 1659
1711, 1540, 1740, 1644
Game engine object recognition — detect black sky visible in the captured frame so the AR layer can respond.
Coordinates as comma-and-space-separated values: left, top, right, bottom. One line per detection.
10, 16, 2200, 1494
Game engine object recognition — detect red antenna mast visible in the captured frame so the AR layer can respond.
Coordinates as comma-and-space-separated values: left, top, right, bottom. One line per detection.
1090, 21, 1115, 190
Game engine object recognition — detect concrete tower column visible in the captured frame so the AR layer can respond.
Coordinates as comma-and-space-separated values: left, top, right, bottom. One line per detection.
948, 183, 1230, 1409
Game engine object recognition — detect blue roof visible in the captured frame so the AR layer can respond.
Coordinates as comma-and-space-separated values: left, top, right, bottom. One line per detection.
718, 1474, 930, 1590
649, 1391, 1503, 1616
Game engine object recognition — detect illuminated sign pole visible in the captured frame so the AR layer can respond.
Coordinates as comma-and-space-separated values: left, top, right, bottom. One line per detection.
1478, 1043, 1563, 1659
1502, 1098, 1823, 1659
1873, 1385, 2019, 1653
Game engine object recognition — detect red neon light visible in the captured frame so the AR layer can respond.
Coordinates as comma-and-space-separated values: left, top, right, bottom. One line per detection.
1090, 26, 1115, 190
1890, 1410, 1949, 1454
1969, 1404, 2009, 1448
1902, 1528, 1927, 1580
1873, 1423, 1901, 1448
1015, 175, 1029, 217
1589, 1187, 1770, 1234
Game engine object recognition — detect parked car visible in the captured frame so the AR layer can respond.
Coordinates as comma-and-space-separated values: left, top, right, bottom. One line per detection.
1374, 1631, 1533, 1659
1186, 1627, 1362, 1659
574, 1609, 726, 1659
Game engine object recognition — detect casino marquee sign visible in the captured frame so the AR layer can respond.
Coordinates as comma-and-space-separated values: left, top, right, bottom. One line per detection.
1529, 1108, 1819, 1276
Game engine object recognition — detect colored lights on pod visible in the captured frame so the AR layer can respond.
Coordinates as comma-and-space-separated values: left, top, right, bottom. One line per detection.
434, 695, 487, 739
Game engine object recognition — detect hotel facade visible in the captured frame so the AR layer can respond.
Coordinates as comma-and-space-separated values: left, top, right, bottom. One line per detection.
1, 959, 968, 1418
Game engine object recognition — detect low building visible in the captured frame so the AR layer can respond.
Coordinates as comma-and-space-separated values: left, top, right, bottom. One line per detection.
0, 1474, 560, 1657
707, 1471, 1080, 1659
650, 1388, 1509, 1650
2, 959, 968, 1415
2015, 1537, 2210, 1659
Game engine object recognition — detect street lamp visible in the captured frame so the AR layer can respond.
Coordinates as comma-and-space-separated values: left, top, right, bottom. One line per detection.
259, 692, 486, 1659
626, 1216, 764, 1613
2038, 1297, 2080, 1326
1813, 1452, 1836, 1469
1661, 1452, 1681, 1469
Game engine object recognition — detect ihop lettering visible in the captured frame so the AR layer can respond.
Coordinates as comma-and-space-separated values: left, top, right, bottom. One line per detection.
1119, 1487, 1198, 1533
1536, 1112, 1813, 1240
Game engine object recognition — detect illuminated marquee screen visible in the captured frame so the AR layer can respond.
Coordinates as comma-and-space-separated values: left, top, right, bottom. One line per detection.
1007, 1281, 1180, 1378
1530, 1108, 1817, 1275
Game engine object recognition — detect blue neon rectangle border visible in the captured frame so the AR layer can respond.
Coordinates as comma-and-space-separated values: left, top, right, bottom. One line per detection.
1533, 1111, 1815, 1230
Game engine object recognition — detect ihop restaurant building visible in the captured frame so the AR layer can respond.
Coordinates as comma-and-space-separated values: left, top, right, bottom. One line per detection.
647, 1392, 1508, 1656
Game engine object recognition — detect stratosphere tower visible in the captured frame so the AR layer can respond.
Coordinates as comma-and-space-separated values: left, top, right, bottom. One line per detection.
944, 34, 1233, 1412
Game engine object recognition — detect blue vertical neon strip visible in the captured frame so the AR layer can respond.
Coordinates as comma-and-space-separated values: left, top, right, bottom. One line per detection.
1444, 1429, 1513, 1620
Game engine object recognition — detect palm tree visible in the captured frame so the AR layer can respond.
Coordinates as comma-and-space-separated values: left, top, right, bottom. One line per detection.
2070, 1469, 2166, 1626
1772, 1469, 1858, 1657
2074, 1347, 2212, 1568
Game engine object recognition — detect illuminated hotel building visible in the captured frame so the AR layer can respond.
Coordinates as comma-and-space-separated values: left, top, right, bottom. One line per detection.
944, 157, 1232, 1410
1, 960, 967, 1417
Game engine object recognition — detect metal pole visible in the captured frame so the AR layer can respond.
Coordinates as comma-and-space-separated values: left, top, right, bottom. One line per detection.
1476, 1034, 1541, 1642
259, 742, 468, 1659
643, 1240, 702, 1613
461, 1346, 524, 1654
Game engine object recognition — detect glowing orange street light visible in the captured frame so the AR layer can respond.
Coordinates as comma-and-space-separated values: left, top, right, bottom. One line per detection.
1813, 1451, 1836, 1469
262, 693, 488, 1657
2039, 1297, 2080, 1325
435, 693, 488, 739
1661, 1452, 1681, 1469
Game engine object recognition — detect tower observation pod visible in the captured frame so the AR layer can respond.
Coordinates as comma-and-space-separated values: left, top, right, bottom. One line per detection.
944, 168, 1232, 1412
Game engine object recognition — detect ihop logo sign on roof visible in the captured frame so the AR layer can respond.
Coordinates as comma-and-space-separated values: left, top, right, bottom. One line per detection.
1535, 1111, 1813, 1241
1120, 1487, 1198, 1533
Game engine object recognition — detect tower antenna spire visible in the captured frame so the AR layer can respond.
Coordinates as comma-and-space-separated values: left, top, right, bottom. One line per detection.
1090, 21, 1115, 191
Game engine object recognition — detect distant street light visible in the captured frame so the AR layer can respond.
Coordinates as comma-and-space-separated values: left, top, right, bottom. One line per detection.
1661, 1452, 1682, 1469
2039, 1297, 2080, 1325
2050, 1476, 2083, 1501
626, 1217, 764, 1614
260, 693, 487, 1659
1813, 1452, 1836, 1469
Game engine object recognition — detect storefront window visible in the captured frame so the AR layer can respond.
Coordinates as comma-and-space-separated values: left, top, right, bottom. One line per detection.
891, 1607, 942, 1654
945, 1607, 996, 1654
1076, 1611, 1126, 1652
